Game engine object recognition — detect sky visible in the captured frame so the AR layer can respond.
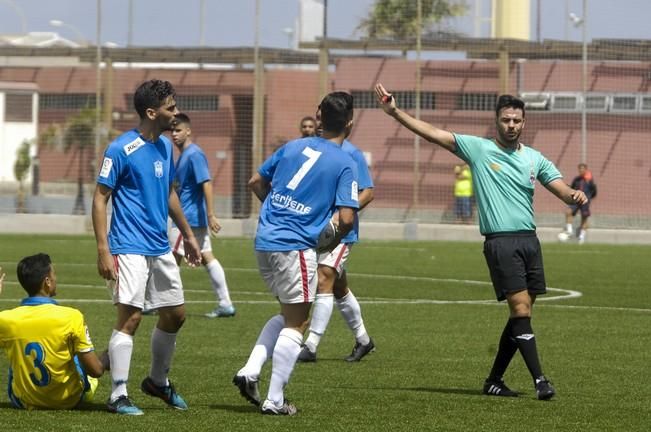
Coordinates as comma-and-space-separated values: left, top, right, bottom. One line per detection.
2, 0, 651, 49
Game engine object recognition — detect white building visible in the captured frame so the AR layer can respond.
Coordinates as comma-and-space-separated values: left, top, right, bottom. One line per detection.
0, 82, 38, 182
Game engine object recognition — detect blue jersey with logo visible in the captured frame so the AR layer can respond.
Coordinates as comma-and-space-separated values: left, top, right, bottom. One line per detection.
174, 143, 211, 228
341, 139, 373, 244
255, 137, 359, 251
97, 129, 175, 255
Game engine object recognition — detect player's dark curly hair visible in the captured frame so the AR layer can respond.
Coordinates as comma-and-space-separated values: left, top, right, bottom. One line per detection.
133, 79, 176, 119
319, 92, 353, 134
495, 94, 526, 118
17, 253, 52, 296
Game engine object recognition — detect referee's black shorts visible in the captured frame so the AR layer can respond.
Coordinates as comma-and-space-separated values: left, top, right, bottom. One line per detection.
482, 231, 546, 302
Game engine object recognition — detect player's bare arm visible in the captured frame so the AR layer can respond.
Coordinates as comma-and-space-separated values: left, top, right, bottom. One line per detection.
202, 180, 221, 235
77, 350, 105, 378
248, 172, 271, 202
169, 190, 202, 267
92, 184, 117, 280
358, 188, 374, 211
374, 83, 457, 152
545, 178, 588, 206
330, 187, 373, 225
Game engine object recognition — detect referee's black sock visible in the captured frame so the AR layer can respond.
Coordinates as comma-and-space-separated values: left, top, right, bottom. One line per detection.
487, 319, 518, 381
510, 316, 544, 380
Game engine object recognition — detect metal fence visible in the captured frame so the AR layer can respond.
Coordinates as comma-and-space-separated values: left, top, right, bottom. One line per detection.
1, 0, 650, 229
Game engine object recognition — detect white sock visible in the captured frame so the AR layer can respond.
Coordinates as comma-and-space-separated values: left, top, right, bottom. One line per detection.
336, 291, 370, 345
565, 223, 573, 234
238, 314, 284, 379
267, 328, 303, 406
304, 293, 334, 353
108, 330, 133, 402
149, 327, 177, 387
578, 229, 587, 240
205, 259, 232, 308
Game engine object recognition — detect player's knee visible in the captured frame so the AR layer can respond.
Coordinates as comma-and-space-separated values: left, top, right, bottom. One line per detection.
318, 267, 336, 293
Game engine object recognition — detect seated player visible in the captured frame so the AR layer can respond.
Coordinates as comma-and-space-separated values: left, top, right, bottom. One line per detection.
0, 254, 106, 410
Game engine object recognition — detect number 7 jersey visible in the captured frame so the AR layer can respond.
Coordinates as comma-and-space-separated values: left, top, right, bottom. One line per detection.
0, 297, 95, 409
255, 137, 359, 251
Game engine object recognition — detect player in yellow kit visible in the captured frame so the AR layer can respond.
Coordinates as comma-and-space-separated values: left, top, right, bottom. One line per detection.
0, 254, 106, 409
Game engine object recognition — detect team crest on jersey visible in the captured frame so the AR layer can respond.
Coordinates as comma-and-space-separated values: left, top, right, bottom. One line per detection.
123, 137, 145, 155
154, 161, 163, 178
490, 163, 501, 172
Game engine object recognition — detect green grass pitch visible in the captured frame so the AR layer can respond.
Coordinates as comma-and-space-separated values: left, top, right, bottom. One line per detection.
0, 234, 649, 431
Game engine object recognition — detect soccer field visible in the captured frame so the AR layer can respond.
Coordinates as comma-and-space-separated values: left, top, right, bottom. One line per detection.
0, 234, 649, 431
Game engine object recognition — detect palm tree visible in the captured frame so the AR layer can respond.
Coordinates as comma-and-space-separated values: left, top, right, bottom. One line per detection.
357, 0, 467, 49
40, 108, 103, 215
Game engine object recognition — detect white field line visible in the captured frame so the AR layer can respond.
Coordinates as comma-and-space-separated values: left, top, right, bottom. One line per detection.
0, 268, 649, 313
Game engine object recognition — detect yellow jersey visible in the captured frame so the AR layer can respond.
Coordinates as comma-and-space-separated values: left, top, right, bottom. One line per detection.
0, 297, 95, 410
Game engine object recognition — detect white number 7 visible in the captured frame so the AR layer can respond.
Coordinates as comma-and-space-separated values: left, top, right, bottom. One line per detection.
286, 147, 322, 190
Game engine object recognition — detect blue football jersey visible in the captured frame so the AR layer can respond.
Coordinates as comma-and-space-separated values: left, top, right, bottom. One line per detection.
97, 129, 175, 255
341, 139, 374, 244
255, 137, 359, 251
174, 143, 211, 228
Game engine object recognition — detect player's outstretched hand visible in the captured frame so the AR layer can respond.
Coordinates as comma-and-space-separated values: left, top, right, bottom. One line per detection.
183, 236, 202, 267
571, 189, 588, 205
0, 267, 5, 295
375, 83, 396, 114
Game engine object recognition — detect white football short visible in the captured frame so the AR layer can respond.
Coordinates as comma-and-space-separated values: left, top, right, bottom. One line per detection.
107, 252, 184, 309
169, 226, 212, 255
317, 243, 352, 276
255, 249, 318, 304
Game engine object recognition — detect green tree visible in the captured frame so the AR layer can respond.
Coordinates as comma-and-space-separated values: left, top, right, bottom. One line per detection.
358, 0, 467, 40
14, 139, 32, 213
40, 108, 115, 215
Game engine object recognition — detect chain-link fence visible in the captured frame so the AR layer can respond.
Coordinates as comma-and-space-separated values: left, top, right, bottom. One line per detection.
0, 0, 650, 229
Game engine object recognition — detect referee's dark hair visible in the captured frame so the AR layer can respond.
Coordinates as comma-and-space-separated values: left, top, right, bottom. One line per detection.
319, 92, 353, 134
495, 94, 526, 118
17, 253, 52, 296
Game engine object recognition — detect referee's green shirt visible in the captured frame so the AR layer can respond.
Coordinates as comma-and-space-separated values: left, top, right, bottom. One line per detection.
453, 134, 562, 235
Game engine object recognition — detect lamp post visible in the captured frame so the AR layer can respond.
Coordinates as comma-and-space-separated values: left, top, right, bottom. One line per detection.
570, 1, 588, 164
49, 19, 87, 46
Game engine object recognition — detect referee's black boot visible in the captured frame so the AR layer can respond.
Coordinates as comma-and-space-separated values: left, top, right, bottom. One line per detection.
535, 377, 556, 400
483, 378, 518, 397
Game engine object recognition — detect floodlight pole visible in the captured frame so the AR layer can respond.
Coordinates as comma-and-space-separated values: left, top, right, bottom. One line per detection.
580, 0, 587, 164
413, 0, 422, 211
251, 0, 264, 215
95, 0, 102, 173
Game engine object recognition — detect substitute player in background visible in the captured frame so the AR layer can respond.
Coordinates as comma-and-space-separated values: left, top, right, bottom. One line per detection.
299, 115, 317, 137
375, 84, 587, 401
298, 109, 376, 363
233, 91, 359, 415
169, 113, 235, 318
0, 255, 106, 410
93, 79, 201, 415
562, 163, 597, 244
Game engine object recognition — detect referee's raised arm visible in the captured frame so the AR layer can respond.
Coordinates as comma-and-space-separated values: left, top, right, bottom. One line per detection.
375, 83, 457, 152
